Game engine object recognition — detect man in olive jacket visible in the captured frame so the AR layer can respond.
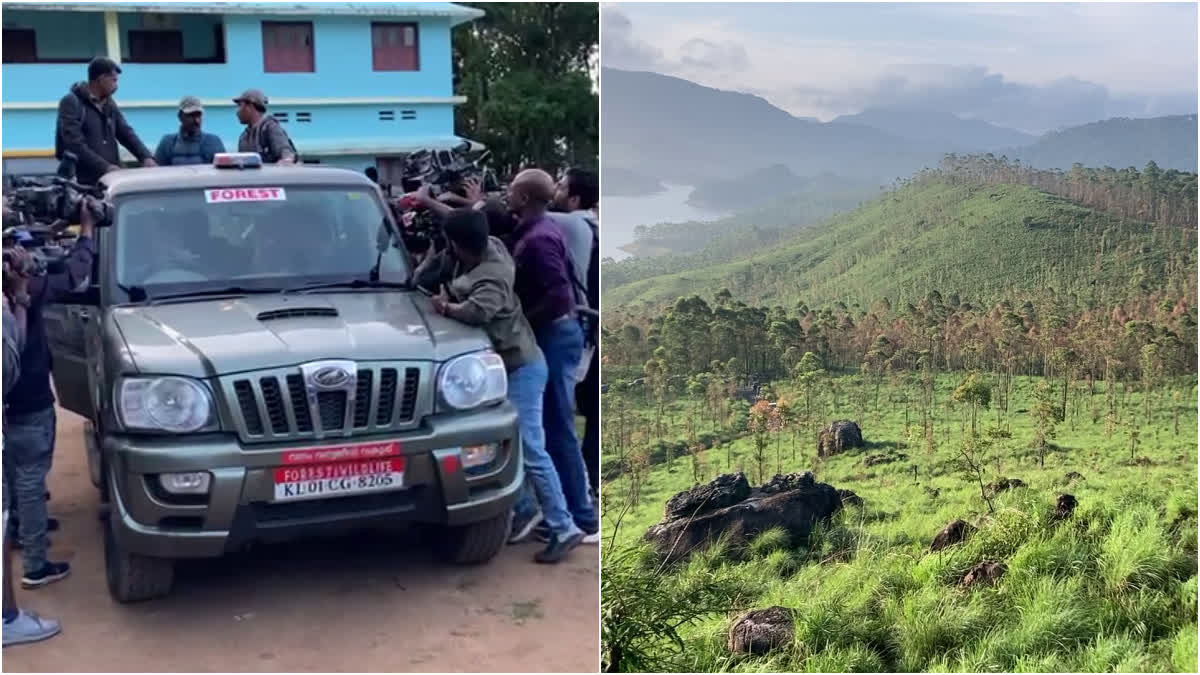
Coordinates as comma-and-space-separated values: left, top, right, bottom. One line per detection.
55, 57, 156, 185
414, 208, 584, 564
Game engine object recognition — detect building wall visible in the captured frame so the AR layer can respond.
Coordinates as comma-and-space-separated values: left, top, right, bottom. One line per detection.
1, 9, 461, 160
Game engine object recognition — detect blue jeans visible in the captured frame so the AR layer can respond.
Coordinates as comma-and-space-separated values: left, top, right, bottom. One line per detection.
508, 357, 579, 538
5, 406, 55, 573
535, 318, 598, 532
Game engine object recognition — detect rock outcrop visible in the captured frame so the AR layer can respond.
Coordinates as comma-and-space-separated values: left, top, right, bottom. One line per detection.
960, 561, 1006, 588
837, 488, 864, 507
985, 477, 1026, 495
930, 519, 975, 552
817, 420, 864, 457
645, 472, 842, 563
1051, 493, 1078, 522
727, 606, 795, 655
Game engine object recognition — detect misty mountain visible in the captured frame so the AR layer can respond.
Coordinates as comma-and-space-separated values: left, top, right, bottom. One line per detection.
602, 166, 667, 197
1009, 115, 1198, 172
832, 106, 1036, 150
602, 67, 1198, 187
600, 68, 940, 184
686, 166, 872, 212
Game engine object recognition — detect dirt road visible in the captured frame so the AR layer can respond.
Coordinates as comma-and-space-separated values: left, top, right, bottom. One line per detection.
3, 409, 599, 672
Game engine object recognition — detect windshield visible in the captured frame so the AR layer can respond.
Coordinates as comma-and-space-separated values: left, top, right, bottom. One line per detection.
113, 186, 409, 297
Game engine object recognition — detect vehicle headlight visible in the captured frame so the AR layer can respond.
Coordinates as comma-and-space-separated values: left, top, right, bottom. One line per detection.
117, 377, 216, 433
438, 351, 507, 411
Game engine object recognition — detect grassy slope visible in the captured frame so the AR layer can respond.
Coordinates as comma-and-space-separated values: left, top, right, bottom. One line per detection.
601, 376, 1198, 672
604, 181, 1191, 311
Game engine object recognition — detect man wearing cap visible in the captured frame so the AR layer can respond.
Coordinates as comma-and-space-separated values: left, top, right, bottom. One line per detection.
153, 97, 226, 166
55, 57, 157, 186
234, 89, 296, 165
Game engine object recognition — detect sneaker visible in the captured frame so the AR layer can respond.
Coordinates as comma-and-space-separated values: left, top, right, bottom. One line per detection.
21, 562, 70, 589
532, 521, 551, 543
2, 610, 61, 647
534, 530, 584, 564
581, 523, 601, 545
508, 508, 544, 545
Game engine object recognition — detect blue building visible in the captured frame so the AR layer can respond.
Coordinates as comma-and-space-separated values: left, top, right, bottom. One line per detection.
1, 1, 483, 181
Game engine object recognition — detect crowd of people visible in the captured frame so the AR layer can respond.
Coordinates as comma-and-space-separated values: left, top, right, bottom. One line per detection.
2, 57, 601, 646
410, 167, 601, 563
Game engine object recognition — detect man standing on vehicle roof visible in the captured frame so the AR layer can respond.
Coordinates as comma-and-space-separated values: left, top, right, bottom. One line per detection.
2, 199, 99, 589
234, 89, 297, 165
55, 57, 157, 186
154, 96, 226, 166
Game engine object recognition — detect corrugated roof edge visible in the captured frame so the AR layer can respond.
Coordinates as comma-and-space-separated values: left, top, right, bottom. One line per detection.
5, 2, 486, 26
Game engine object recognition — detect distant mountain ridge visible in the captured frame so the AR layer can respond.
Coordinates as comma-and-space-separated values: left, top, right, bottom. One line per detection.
832, 106, 1037, 150
601, 67, 1199, 185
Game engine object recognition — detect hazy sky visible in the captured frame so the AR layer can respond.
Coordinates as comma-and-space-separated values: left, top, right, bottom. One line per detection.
602, 2, 1198, 134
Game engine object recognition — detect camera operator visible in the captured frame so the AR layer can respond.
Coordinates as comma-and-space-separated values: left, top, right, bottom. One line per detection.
414, 209, 584, 563
505, 169, 599, 544
2, 196, 99, 588
3, 267, 62, 646
551, 168, 600, 499
55, 57, 157, 187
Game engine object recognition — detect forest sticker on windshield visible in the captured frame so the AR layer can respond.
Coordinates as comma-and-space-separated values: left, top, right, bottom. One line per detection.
205, 187, 287, 203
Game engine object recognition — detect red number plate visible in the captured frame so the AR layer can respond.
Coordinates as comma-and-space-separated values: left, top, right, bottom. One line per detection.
272, 441, 404, 502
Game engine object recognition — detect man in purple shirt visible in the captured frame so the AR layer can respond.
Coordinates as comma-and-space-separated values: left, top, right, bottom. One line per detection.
505, 169, 599, 543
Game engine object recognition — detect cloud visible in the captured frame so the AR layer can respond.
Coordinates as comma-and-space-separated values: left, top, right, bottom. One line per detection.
678, 38, 749, 72
600, 7, 664, 71
601, 4, 1197, 134
769, 65, 1195, 134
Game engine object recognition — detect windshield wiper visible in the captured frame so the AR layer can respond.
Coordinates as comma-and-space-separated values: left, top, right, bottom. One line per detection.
144, 286, 286, 304
284, 278, 413, 294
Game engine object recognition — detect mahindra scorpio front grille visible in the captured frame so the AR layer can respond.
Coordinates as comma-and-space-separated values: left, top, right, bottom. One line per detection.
223, 363, 430, 444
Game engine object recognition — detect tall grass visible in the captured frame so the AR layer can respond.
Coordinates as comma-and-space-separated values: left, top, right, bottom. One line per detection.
601, 375, 1198, 672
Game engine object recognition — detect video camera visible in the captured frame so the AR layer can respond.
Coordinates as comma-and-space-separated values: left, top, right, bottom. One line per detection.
2, 152, 100, 279
5, 151, 110, 229
390, 142, 504, 256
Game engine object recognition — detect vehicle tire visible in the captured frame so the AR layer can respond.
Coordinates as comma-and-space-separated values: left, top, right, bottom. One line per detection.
104, 502, 174, 603
436, 513, 510, 565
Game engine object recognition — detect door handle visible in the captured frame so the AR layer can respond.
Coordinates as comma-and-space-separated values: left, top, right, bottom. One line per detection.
77, 309, 91, 323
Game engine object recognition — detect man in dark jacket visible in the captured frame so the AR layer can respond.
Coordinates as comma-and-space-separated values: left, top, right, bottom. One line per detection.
55, 57, 156, 186
414, 209, 584, 563
3, 199, 98, 588
153, 96, 226, 166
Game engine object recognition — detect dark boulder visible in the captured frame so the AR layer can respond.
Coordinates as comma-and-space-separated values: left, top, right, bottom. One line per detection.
727, 606, 795, 655
664, 472, 751, 519
930, 519, 975, 552
1051, 494, 1078, 522
985, 477, 1025, 495
817, 420, 864, 458
761, 471, 815, 495
645, 472, 842, 563
837, 488, 864, 507
960, 561, 1006, 588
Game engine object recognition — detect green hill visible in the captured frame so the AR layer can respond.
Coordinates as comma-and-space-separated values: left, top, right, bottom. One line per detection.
604, 179, 1195, 311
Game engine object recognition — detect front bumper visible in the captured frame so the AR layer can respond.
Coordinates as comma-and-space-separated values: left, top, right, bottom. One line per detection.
104, 404, 521, 559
